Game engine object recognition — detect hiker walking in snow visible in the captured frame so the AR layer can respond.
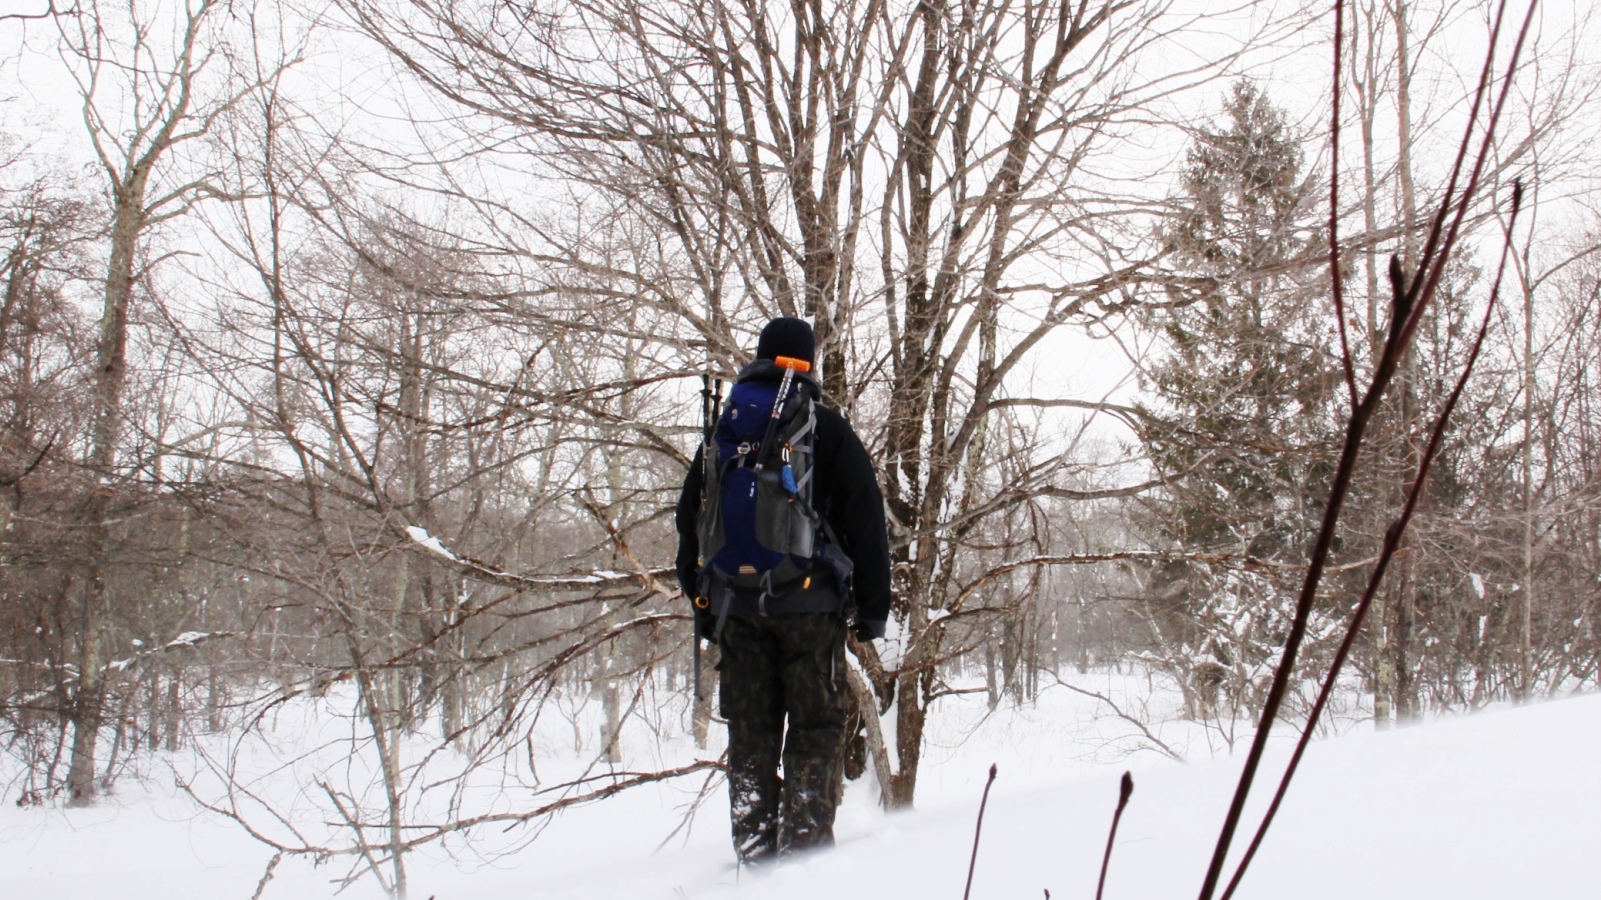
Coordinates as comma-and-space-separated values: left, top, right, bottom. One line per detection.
676, 316, 891, 863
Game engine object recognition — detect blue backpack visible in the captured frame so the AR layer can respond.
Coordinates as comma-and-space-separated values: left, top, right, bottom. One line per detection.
697, 375, 823, 598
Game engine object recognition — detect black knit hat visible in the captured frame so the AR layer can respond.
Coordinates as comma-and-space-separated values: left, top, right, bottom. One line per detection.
755, 316, 815, 365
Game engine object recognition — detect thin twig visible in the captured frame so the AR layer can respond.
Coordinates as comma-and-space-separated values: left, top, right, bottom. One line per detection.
1329, 0, 1357, 407
0, 1, 75, 22
963, 764, 999, 900
1050, 675, 1183, 762
249, 851, 282, 900
653, 760, 726, 852
1194, 4, 1536, 898
1096, 772, 1135, 900
1218, 180, 1524, 900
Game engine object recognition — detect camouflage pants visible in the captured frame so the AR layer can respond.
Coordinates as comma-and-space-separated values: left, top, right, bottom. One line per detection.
717, 612, 847, 862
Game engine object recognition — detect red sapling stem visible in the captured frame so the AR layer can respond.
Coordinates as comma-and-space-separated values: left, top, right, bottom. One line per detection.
1096, 772, 1135, 900
963, 763, 999, 900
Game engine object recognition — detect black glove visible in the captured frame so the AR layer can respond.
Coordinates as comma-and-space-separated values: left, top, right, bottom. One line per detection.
853, 618, 886, 642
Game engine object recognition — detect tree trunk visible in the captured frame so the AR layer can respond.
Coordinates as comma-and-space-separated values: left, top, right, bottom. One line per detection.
1390, 0, 1423, 723
68, 178, 146, 804
1355, 0, 1393, 732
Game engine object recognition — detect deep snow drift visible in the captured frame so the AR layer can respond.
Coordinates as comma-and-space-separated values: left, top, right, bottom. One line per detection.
1, 682, 1595, 899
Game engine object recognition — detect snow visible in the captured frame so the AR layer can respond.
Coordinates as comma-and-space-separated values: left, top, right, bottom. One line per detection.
165, 631, 212, 649
405, 524, 459, 561
1, 682, 1596, 899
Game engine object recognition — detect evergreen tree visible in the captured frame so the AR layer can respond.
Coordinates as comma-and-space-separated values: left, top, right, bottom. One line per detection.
1136, 81, 1338, 720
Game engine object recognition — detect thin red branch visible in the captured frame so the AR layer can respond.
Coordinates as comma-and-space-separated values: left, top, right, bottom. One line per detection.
1195, 4, 1536, 898
963, 764, 999, 900
1218, 180, 1524, 900
1096, 772, 1135, 900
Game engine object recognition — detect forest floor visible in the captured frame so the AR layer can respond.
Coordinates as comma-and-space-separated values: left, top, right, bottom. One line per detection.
0, 669, 1594, 899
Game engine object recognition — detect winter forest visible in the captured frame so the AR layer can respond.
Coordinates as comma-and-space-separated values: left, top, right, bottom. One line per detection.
2, 0, 1599, 897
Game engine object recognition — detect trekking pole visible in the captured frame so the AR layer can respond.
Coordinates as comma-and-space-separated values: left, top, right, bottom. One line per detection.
700, 371, 724, 502
701, 372, 713, 448
694, 372, 722, 705
711, 375, 723, 441
754, 355, 809, 472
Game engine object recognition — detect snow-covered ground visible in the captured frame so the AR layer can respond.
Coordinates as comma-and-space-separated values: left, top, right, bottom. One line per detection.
1, 677, 1595, 899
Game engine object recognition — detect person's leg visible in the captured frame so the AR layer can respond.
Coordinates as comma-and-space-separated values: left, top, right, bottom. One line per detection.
775, 613, 848, 854
718, 615, 785, 862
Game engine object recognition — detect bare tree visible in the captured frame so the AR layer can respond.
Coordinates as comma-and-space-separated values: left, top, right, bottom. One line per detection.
334, 0, 1310, 810
0, 168, 96, 802
1339, 0, 1598, 724
48, 0, 280, 803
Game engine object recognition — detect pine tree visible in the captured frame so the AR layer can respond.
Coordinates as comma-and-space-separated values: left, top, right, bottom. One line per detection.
1136, 81, 1338, 720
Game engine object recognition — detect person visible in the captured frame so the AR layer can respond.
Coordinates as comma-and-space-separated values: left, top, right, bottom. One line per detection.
676, 316, 891, 863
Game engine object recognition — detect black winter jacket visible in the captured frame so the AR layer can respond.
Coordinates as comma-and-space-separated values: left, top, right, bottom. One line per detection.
676, 360, 892, 637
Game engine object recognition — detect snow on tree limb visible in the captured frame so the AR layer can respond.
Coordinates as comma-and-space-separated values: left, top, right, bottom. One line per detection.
400, 522, 675, 594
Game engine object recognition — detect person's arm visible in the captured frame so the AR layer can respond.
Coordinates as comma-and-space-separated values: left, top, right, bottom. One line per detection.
826, 418, 892, 640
